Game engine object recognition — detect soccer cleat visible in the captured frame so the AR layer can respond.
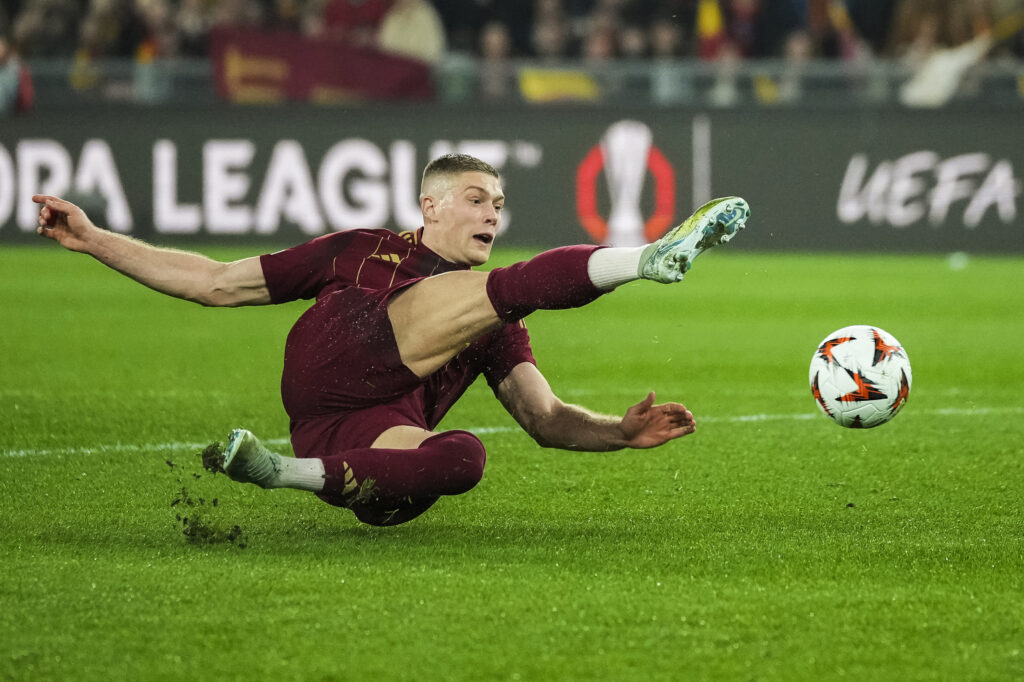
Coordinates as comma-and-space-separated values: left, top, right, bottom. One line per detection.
639, 196, 750, 283
221, 428, 282, 489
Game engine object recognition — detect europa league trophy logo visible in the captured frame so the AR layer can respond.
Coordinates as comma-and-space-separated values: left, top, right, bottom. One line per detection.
577, 120, 676, 247
601, 121, 653, 247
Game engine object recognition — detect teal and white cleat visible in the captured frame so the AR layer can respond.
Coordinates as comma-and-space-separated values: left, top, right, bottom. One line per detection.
639, 197, 750, 283
222, 428, 282, 489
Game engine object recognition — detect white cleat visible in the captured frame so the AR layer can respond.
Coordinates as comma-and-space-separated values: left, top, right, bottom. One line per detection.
222, 428, 282, 489
639, 197, 750, 283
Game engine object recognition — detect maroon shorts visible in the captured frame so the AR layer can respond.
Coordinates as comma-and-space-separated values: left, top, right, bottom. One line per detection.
281, 282, 428, 457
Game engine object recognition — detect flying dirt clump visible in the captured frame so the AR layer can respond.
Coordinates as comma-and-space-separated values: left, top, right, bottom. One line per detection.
166, 445, 248, 548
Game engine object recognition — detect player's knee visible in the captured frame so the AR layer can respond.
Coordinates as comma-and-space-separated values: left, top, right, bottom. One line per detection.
424, 430, 486, 494
351, 496, 440, 527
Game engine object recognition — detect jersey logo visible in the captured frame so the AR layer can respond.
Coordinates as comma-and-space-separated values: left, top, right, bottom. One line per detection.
369, 252, 403, 264
399, 230, 420, 246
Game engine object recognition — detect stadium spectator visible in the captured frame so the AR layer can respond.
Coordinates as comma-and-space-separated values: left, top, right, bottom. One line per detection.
435, 0, 531, 56
887, 0, 996, 59
649, 11, 694, 103
77, 0, 149, 59
210, 0, 266, 31
844, 0, 898, 54
321, 0, 391, 46
649, 12, 690, 57
726, 0, 760, 56
0, 34, 33, 114
817, 0, 873, 60
174, 0, 211, 56
581, 21, 618, 61
11, 0, 80, 57
478, 19, 514, 100
376, 0, 447, 64
891, 0, 1004, 107
136, 0, 181, 59
619, 22, 649, 58
532, 7, 575, 59
31, 155, 751, 527
776, 28, 812, 102
707, 38, 742, 105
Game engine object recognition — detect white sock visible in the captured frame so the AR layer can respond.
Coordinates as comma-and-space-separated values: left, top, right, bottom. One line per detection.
587, 246, 648, 290
274, 456, 326, 492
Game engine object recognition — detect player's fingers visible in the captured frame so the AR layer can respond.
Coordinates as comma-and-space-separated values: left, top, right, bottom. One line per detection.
40, 205, 60, 227
660, 403, 692, 420
40, 196, 78, 218
32, 194, 67, 208
660, 424, 695, 443
666, 410, 692, 423
32, 195, 69, 213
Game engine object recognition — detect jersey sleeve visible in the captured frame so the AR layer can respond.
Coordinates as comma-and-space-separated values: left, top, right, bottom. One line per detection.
483, 321, 537, 391
259, 232, 351, 303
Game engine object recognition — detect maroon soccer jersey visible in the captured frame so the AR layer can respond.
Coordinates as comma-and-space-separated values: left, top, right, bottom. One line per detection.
259, 228, 536, 458
260, 228, 457, 303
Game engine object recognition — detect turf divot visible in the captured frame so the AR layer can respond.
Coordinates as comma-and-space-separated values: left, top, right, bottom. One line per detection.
165, 448, 248, 548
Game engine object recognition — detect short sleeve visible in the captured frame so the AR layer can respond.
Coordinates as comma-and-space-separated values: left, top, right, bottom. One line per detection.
483, 321, 536, 391
259, 232, 352, 303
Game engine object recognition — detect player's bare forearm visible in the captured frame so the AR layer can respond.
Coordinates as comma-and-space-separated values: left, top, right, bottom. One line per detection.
497, 364, 696, 452
33, 194, 270, 307
528, 402, 635, 451
530, 395, 696, 451
87, 231, 269, 307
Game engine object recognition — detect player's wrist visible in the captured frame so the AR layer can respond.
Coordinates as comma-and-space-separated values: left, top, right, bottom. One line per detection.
78, 225, 118, 257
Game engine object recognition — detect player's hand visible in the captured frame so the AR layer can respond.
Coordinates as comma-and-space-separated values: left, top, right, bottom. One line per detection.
619, 391, 696, 449
32, 195, 97, 253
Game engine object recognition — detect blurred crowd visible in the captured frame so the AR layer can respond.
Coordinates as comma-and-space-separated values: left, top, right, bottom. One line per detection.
3, 0, 1022, 62
1, 0, 1022, 111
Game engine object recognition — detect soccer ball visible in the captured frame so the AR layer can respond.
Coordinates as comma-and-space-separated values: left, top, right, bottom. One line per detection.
809, 325, 912, 428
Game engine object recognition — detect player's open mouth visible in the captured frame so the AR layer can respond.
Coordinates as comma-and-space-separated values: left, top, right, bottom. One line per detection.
474, 233, 494, 245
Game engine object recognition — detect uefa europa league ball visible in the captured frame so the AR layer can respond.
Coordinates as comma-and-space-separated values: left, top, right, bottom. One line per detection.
809, 325, 912, 428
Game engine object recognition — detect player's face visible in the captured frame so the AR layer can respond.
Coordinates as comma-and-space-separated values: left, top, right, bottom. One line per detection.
425, 172, 505, 266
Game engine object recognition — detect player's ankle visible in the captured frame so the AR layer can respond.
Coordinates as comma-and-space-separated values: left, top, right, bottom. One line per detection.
587, 246, 647, 290
275, 457, 326, 492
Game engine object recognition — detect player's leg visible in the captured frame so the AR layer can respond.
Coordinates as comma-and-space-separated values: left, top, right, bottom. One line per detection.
387, 244, 603, 377
217, 427, 485, 526
390, 196, 750, 377
348, 496, 441, 527
577, 195, 752, 293
315, 426, 474, 526
634, 196, 749, 284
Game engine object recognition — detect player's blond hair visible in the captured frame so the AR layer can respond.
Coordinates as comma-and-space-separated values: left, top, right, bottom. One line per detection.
420, 154, 499, 200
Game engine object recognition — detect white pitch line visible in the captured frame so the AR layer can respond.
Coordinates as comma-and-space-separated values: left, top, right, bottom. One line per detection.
3, 406, 1022, 458
0, 438, 291, 459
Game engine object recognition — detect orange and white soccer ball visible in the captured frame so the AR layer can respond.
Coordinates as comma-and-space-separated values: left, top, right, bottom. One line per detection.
809, 325, 912, 428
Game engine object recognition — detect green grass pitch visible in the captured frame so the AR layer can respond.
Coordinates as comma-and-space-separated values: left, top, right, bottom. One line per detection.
2, 244, 1022, 681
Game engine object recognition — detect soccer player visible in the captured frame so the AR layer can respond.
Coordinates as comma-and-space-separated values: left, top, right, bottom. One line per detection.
33, 153, 749, 526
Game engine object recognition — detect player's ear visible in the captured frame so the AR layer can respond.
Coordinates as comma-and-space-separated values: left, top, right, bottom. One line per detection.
421, 194, 437, 221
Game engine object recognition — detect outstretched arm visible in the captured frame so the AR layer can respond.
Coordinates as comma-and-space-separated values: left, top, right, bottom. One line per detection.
495, 363, 696, 451
33, 194, 271, 307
